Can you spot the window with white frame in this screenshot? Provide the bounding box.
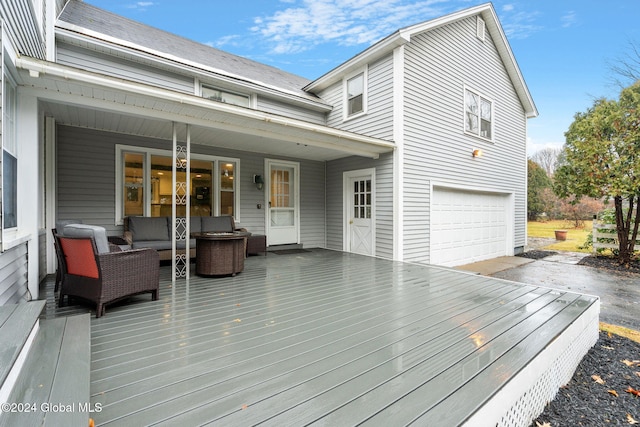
[345,69,366,119]
[464,88,493,140]
[2,72,18,231]
[202,85,250,108]
[116,146,239,223]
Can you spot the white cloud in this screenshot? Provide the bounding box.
[498,6,543,40]
[561,11,577,28]
[502,4,514,12]
[251,0,449,55]
[126,2,157,11]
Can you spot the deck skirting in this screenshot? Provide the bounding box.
[469,298,600,427]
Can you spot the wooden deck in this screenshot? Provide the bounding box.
[50,249,598,426]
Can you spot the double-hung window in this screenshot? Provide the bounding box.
[2,72,18,233]
[344,68,367,119]
[465,88,493,140]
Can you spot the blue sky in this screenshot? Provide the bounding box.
[84,0,639,156]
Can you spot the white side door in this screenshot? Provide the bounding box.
[266,160,299,246]
[344,169,375,256]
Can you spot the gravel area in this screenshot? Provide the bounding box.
[579,255,640,275]
[517,250,559,260]
[531,331,640,426]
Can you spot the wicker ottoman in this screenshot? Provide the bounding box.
[247,234,267,256]
[193,233,245,276]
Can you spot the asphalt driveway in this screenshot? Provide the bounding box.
[488,253,640,331]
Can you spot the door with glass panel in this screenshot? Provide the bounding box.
[266,160,299,246]
[345,169,375,256]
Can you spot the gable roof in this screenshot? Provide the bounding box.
[56,0,325,107]
[304,3,538,118]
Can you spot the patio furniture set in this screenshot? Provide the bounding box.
[52,216,266,317]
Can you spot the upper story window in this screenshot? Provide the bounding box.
[464,88,493,140]
[344,68,367,119]
[202,85,250,108]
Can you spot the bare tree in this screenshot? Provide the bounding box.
[608,39,640,89]
[530,147,562,177]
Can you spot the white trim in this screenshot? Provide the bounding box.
[342,66,368,122]
[463,85,495,143]
[305,4,537,119]
[115,144,241,225]
[343,168,376,256]
[392,46,405,261]
[429,182,515,265]
[45,116,57,274]
[17,57,394,160]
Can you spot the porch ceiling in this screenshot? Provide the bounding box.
[18,58,395,161]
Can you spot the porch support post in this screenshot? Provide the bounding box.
[171,123,191,284]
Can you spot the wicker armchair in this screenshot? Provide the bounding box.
[54,233,160,317]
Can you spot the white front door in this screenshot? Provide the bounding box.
[266,160,299,246]
[344,169,375,256]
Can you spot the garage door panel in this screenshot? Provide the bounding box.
[431,188,509,267]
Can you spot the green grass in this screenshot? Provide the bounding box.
[527,220,592,253]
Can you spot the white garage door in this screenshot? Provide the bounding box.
[431,188,510,267]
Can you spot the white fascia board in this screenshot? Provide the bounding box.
[16,57,394,158]
[400,3,537,119]
[304,32,409,93]
[306,2,537,119]
[54,24,332,113]
[480,8,538,118]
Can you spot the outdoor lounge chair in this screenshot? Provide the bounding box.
[54,224,160,317]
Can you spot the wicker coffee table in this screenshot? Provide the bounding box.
[192,232,247,276]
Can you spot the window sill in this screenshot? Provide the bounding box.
[464,131,494,143]
[343,111,367,123]
[2,232,30,252]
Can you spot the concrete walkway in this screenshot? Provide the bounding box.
[458,252,640,331]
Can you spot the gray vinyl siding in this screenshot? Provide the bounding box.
[256,97,326,125]
[318,55,396,258]
[321,54,395,140]
[326,153,394,259]
[402,16,527,263]
[0,0,46,59]
[56,125,326,248]
[0,243,29,305]
[56,43,195,94]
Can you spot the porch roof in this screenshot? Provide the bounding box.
[17,57,395,161]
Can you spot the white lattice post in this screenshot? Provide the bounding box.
[172,123,191,284]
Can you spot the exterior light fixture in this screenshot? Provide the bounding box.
[472,149,483,158]
[253,174,264,191]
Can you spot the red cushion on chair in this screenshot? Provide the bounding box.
[59,238,100,279]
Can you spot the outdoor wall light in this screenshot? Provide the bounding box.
[472,149,483,158]
[253,174,264,191]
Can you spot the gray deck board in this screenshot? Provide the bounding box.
[1,314,90,427]
[0,301,45,387]
[0,317,65,427]
[86,249,598,426]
